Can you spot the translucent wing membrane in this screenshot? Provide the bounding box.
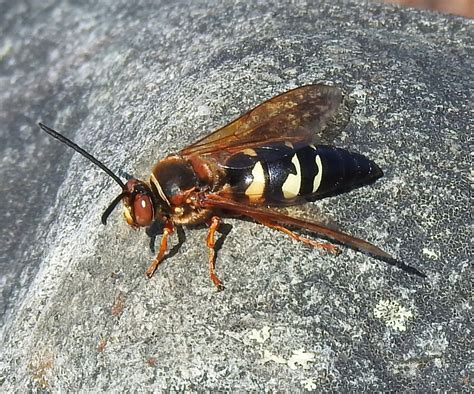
[198,194,426,278]
[180,84,342,158]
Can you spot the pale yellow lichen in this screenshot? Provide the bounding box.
[287,349,316,370]
[248,326,271,344]
[301,377,317,391]
[374,299,414,332]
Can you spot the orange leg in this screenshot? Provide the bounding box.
[257,218,341,256]
[145,219,175,278]
[206,216,225,291]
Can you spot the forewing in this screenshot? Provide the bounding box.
[180,84,342,158]
[197,194,426,278]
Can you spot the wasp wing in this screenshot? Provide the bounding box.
[198,194,426,278]
[180,84,342,158]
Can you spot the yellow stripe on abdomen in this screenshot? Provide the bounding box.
[312,155,323,193]
[282,154,301,199]
[245,161,266,202]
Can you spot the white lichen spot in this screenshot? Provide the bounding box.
[351,86,367,102]
[417,325,449,357]
[468,168,474,186]
[284,67,298,76]
[248,326,271,344]
[261,350,286,365]
[422,248,439,259]
[0,39,12,60]
[123,108,134,120]
[301,377,317,391]
[374,299,414,332]
[145,82,159,91]
[433,358,444,368]
[195,104,211,116]
[288,349,316,370]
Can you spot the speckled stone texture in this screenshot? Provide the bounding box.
[0,0,471,391]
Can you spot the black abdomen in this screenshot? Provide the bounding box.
[223,143,383,205]
[304,145,383,200]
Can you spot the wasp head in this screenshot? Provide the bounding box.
[100,178,157,228]
[121,179,155,227]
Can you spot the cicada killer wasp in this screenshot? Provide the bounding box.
[39,84,425,290]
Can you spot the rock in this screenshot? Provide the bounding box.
[0,1,471,391]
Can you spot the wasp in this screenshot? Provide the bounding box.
[39,84,425,290]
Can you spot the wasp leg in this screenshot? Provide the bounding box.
[206,216,225,291]
[146,220,165,253]
[256,218,341,255]
[145,219,175,278]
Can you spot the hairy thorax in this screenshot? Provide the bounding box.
[149,154,224,225]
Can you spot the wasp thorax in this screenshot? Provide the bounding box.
[122,178,155,227]
[150,155,198,207]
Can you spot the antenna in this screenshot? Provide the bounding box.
[38,123,126,189]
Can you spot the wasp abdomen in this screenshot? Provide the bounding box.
[223,143,383,205]
[305,145,383,201]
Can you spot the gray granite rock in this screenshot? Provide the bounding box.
[0,0,472,391]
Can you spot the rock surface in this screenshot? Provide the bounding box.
[0,0,471,391]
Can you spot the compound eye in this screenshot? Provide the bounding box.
[133,194,154,227]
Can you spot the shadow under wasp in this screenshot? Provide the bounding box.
[39,84,426,290]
